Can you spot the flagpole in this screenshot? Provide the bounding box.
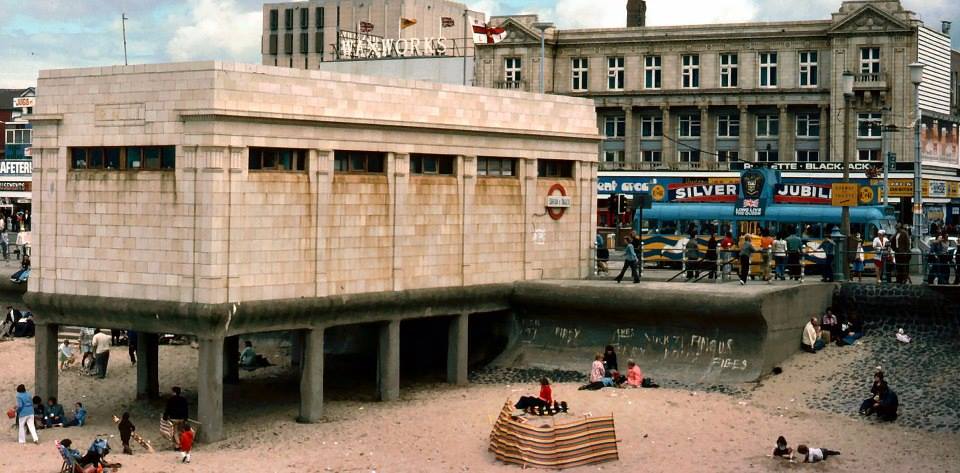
[462,9,467,85]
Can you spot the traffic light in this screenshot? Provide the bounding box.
[618,195,629,214]
[608,194,620,214]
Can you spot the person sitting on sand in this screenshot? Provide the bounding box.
[838,313,864,346]
[626,360,644,388]
[514,378,553,413]
[860,373,898,421]
[578,354,608,390]
[801,318,824,353]
[45,397,65,428]
[821,308,839,342]
[239,341,273,370]
[602,345,618,376]
[796,444,840,463]
[772,436,793,460]
[59,439,96,473]
[63,402,87,427]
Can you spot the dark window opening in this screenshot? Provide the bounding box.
[248,147,307,171]
[284,33,293,54]
[284,9,294,30]
[334,150,386,173]
[70,146,176,170]
[316,7,324,29]
[537,159,574,178]
[269,34,278,55]
[269,9,279,31]
[300,8,309,29]
[477,157,517,177]
[300,32,309,53]
[410,154,455,175]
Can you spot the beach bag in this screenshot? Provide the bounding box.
[6,408,14,419]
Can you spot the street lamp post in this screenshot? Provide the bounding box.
[838,70,855,282]
[909,63,925,249]
[532,22,554,94]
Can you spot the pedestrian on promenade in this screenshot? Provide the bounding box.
[14,384,38,444]
[785,229,804,282]
[91,329,112,379]
[852,233,865,282]
[936,233,951,284]
[760,228,774,283]
[595,233,608,275]
[820,232,836,282]
[705,232,719,279]
[893,224,912,283]
[614,236,640,284]
[738,234,756,285]
[872,230,889,283]
[684,232,700,280]
[772,232,787,281]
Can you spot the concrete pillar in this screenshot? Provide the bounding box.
[446,313,469,385]
[197,337,224,443]
[623,105,636,165]
[819,105,830,161]
[778,104,794,161]
[223,336,240,385]
[297,328,324,423]
[699,105,715,168]
[136,333,160,399]
[739,105,754,162]
[34,323,58,400]
[661,106,675,165]
[377,320,400,401]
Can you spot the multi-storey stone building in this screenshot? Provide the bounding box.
[262,0,481,67]
[475,0,960,226]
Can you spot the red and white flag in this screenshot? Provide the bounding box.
[471,18,506,44]
[441,17,455,28]
[359,21,374,33]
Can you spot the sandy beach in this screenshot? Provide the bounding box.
[0,335,958,473]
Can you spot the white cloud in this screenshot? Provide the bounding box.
[166,0,261,62]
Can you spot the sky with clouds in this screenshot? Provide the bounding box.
[1,0,957,88]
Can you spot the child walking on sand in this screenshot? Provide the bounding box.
[118,412,136,455]
[178,423,194,463]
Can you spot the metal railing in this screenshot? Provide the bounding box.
[494,80,528,91]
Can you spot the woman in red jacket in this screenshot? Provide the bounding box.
[515,378,552,413]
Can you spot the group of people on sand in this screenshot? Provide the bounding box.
[576,345,657,390]
[801,307,864,353]
[11,384,87,444]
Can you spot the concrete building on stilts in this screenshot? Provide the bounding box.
[24,61,600,442]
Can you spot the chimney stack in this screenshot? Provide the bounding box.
[627,0,646,28]
[942,21,952,35]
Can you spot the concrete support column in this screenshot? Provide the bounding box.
[377,320,400,401]
[739,105,754,162]
[136,333,160,399]
[699,105,715,167]
[298,328,324,423]
[197,337,224,443]
[34,323,58,400]
[223,336,240,384]
[778,104,794,161]
[446,313,469,385]
[819,105,830,161]
[623,105,636,165]
[390,153,409,292]
[661,106,675,165]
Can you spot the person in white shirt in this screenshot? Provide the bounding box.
[801,318,823,353]
[796,444,840,463]
[772,235,788,281]
[58,340,75,371]
[91,329,112,379]
[872,230,889,283]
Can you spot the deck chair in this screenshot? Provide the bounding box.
[160,417,202,449]
[56,441,92,473]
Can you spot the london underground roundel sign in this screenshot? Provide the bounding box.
[545,183,572,220]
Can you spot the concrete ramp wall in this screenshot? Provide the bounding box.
[507,281,834,384]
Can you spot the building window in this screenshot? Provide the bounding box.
[603,151,624,163]
[477,157,517,177]
[796,113,820,137]
[798,51,818,87]
[607,57,625,90]
[300,32,309,53]
[316,7,324,29]
[797,150,820,162]
[717,115,739,137]
[284,33,293,54]
[858,149,881,161]
[70,146,175,170]
[860,47,880,74]
[270,9,279,31]
[504,57,522,83]
[857,112,882,138]
[538,159,574,178]
[759,52,778,88]
[410,154,455,175]
[604,116,625,138]
[269,35,278,55]
[720,53,738,88]
[717,150,739,162]
[334,150,385,173]
[641,150,662,162]
[756,150,779,162]
[640,116,662,138]
[681,54,700,88]
[315,32,324,57]
[4,128,31,144]
[284,9,294,30]
[678,115,701,138]
[644,55,661,89]
[300,8,309,29]
[571,57,589,92]
[756,114,779,137]
[679,150,700,163]
[249,147,307,171]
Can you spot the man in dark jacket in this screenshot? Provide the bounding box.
[163,386,189,421]
[892,224,912,284]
